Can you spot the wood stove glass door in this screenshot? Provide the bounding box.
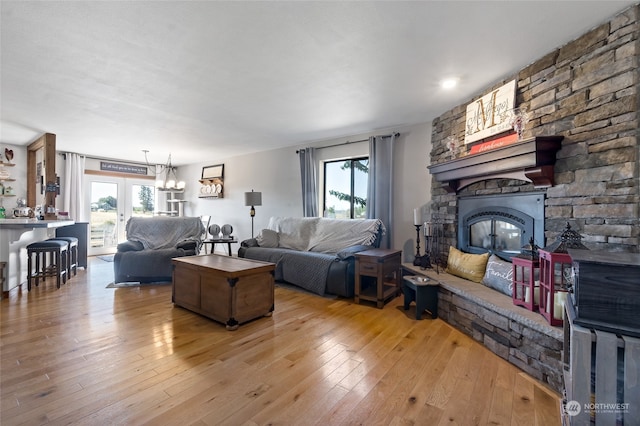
[470,218,521,253]
[463,207,534,260]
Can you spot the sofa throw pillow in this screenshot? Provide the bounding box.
[482,254,513,296]
[445,246,489,283]
[256,229,279,248]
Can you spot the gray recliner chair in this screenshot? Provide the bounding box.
[114,216,204,283]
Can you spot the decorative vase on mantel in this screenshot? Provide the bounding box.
[444,135,459,160]
[509,108,530,140]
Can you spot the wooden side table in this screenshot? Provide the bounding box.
[355,248,402,308]
[201,238,238,256]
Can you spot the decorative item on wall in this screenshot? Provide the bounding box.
[508,107,530,140]
[464,79,516,145]
[468,133,520,155]
[0,167,10,180]
[4,148,14,163]
[444,135,460,159]
[199,164,224,198]
[244,189,262,238]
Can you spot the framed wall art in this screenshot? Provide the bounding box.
[201,164,224,179]
[199,164,224,199]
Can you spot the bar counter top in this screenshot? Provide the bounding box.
[1,219,76,295]
[0,219,75,229]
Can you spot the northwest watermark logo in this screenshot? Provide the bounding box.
[564,400,581,416]
[564,400,631,416]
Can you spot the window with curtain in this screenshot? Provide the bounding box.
[323,157,368,219]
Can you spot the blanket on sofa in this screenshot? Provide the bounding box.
[267,217,384,253]
[126,217,204,250]
[243,247,335,295]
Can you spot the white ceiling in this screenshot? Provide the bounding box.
[1,1,636,165]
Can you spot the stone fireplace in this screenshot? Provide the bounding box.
[427,5,639,263]
[427,135,565,264]
[419,7,638,394]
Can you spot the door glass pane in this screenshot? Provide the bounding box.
[353,159,368,218]
[495,220,521,253]
[90,182,119,250]
[132,184,155,217]
[470,220,492,249]
[324,161,351,219]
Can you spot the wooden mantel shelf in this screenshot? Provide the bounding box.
[428,136,564,193]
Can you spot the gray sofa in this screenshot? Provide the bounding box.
[114,216,204,283]
[238,217,385,297]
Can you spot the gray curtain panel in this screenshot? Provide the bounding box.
[299,147,318,217]
[366,134,396,248]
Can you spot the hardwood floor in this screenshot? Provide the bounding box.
[1,256,561,425]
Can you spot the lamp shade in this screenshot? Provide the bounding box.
[244,191,262,206]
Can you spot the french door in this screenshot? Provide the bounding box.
[86,175,156,256]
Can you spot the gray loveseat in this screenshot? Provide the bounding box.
[238,217,385,297]
[114,216,204,283]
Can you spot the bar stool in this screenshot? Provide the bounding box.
[27,240,68,290]
[48,237,78,277]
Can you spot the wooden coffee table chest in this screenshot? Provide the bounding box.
[172,255,275,330]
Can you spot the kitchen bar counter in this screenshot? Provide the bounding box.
[0,219,75,228]
[0,219,75,296]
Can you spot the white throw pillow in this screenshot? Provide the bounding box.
[256,229,279,248]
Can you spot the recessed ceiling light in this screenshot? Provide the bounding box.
[441,78,458,89]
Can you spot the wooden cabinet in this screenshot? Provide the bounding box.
[568,249,640,337]
[563,301,639,425]
[354,249,402,308]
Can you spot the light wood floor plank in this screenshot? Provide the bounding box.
[0,257,561,425]
[511,372,536,426]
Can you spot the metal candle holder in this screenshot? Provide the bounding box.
[413,223,432,268]
[425,215,442,273]
[413,224,422,265]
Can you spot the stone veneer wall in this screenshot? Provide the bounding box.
[429,5,639,261]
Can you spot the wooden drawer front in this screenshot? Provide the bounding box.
[358,262,379,276]
[173,267,201,310]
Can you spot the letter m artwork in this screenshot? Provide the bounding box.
[470,89,499,135]
[464,79,516,145]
